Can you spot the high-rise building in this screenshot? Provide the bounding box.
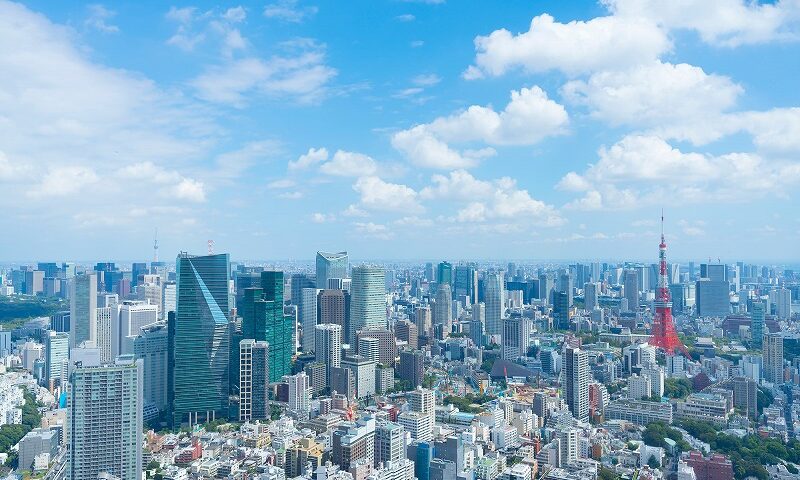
[433,284,453,338]
[564,346,589,422]
[290,273,316,307]
[751,302,765,348]
[238,272,293,383]
[696,279,730,317]
[67,356,142,480]
[45,331,69,387]
[350,265,386,342]
[332,415,376,471]
[454,265,478,305]
[239,339,269,422]
[343,355,377,399]
[375,421,406,466]
[763,332,784,384]
[538,274,554,306]
[300,287,319,353]
[502,317,531,360]
[119,301,158,351]
[161,282,176,319]
[485,273,503,337]
[286,371,312,420]
[70,273,97,348]
[316,251,349,291]
[399,349,424,387]
[395,320,419,350]
[770,287,791,319]
[95,306,116,363]
[623,270,639,312]
[584,282,598,311]
[358,336,380,364]
[436,262,452,286]
[128,323,169,411]
[318,289,349,330]
[553,291,571,330]
[414,306,432,338]
[172,253,230,426]
[315,323,342,388]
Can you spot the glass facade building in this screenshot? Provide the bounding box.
[316,251,348,290]
[172,253,230,426]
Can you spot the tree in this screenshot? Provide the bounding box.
[647,455,660,469]
[664,378,692,399]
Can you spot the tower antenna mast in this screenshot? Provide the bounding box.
[153,228,159,263]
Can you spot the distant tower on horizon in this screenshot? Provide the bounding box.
[153,228,159,263]
[650,214,690,357]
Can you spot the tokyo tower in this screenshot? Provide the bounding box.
[649,214,690,357]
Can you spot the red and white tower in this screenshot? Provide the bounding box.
[649,214,690,356]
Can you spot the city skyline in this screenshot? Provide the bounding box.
[1,1,799,260]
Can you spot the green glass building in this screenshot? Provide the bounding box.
[236,271,293,383]
[172,253,230,426]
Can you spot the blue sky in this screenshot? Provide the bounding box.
[1,0,800,262]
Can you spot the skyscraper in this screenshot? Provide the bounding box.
[260,271,293,382]
[565,346,589,422]
[239,339,269,422]
[751,302,765,349]
[502,317,531,360]
[485,273,503,337]
[70,273,97,348]
[318,288,349,333]
[172,253,230,426]
[553,291,571,330]
[623,270,639,312]
[286,371,312,420]
[433,283,452,338]
[67,356,143,480]
[350,265,386,342]
[300,287,319,353]
[315,323,342,387]
[129,323,169,411]
[45,331,69,388]
[316,251,348,290]
[763,332,784,384]
[436,262,452,286]
[454,265,478,305]
[584,282,598,311]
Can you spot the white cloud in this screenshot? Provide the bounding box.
[0,0,212,216]
[85,4,119,33]
[342,204,368,217]
[189,48,337,106]
[320,150,378,177]
[278,191,304,199]
[420,169,493,200]
[215,140,281,179]
[607,0,800,47]
[29,166,99,197]
[392,87,568,168]
[289,147,329,171]
[396,14,415,22]
[560,135,800,210]
[465,13,669,78]
[412,74,441,86]
[562,61,743,144]
[410,40,424,48]
[267,179,296,189]
[173,178,206,202]
[353,176,423,213]
[264,0,318,23]
[222,6,247,23]
[354,222,394,240]
[311,212,335,223]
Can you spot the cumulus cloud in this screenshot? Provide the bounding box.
[607,0,800,47]
[392,87,568,168]
[311,212,335,223]
[289,147,329,171]
[562,61,743,144]
[353,176,423,213]
[353,222,394,240]
[560,135,800,210]
[465,13,669,78]
[320,151,378,176]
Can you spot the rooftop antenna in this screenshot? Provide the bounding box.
[208,239,215,255]
[153,228,159,263]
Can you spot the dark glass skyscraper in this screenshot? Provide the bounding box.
[237,272,293,383]
[172,253,231,426]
